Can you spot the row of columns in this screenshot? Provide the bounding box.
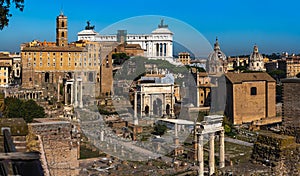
[197,130,225,176]
[155,43,167,57]
[61,78,83,108]
[5,91,43,100]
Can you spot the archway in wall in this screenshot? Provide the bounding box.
[166,104,170,115]
[45,72,50,83]
[88,72,94,82]
[153,98,162,116]
[145,105,149,116]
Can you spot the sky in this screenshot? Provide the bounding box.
[0,0,300,56]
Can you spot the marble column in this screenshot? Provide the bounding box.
[149,94,153,116]
[70,83,74,105]
[134,91,138,125]
[140,93,143,118]
[219,130,225,168]
[100,130,104,142]
[57,83,60,102]
[209,133,215,175]
[79,80,83,108]
[74,79,78,107]
[198,134,204,176]
[64,84,68,105]
[162,93,166,115]
[134,91,137,118]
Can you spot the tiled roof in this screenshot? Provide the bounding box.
[225,72,275,83]
[21,46,84,52]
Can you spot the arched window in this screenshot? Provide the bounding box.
[62,32,65,38]
[62,21,65,27]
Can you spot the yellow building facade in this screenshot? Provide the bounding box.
[21,13,114,101]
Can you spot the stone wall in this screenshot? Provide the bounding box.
[282,79,300,143]
[251,132,300,175]
[28,121,79,176]
[233,81,267,124]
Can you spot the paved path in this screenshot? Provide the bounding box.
[225,137,253,147]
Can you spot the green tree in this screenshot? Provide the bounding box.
[21,99,45,122]
[4,97,23,118]
[153,123,167,136]
[112,53,130,65]
[4,98,45,123]
[0,0,24,30]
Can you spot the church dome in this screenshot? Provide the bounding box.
[249,45,263,62]
[207,38,226,61]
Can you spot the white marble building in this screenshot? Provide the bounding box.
[77,20,173,60]
[134,74,175,121]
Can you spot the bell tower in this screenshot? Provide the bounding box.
[56,12,68,46]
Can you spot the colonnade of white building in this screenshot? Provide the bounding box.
[77,20,173,60]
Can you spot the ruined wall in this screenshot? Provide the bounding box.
[282,79,300,143]
[251,132,300,175]
[28,121,79,176]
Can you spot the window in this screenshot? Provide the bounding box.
[250,87,257,95]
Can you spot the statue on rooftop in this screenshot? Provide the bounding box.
[85,20,95,30]
[158,19,168,28]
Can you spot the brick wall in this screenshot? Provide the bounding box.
[28,121,79,176]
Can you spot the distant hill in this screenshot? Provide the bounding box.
[173,41,195,59]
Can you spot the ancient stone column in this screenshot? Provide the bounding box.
[71,82,74,105]
[74,79,78,107]
[198,134,204,176]
[64,84,68,105]
[79,80,83,108]
[174,123,178,137]
[149,94,153,116]
[140,93,143,117]
[133,91,138,125]
[219,130,225,168]
[162,93,166,115]
[57,83,60,102]
[100,131,104,142]
[209,133,215,175]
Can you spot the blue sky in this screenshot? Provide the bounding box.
[0,0,300,56]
